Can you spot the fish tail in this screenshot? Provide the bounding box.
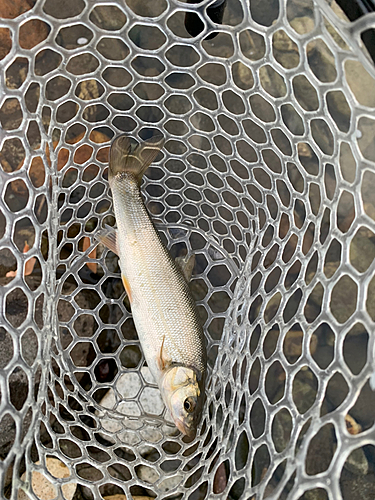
[109,132,164,185]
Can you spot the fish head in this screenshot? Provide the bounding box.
[161,366,205,437]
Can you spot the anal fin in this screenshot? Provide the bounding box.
[95,225,119,256]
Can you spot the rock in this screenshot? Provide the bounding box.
[321,372,348,415]
[358,116,375,163]
[258,64,286,98]
[0,0,35,19]
[306,38,337,83]
[234,60,254,90]
[272,29,300,69]
[286,0,314,19]
[348,381,375,430]
[264,294,282,323]
[213,461,227,494]
[98,367,176,452]
[18,458,76,500]
[104,496,153,500]
[0,327,14,369]
[0,412,16,461]
[0,27,12,60]
[299,488,332,500]
[89,5,126,31]
[344,447,369,476]
[340,471,375,500]
[305,423,335,475]
[344,59,375,108]
[350,226,375,273]
[367,275,375,321]
[330,275,357,324]
[284,330,316,360]
[303,283,324,323]
[0,137,25,172]
[289,16,315,35]
[18,19,49,51]
[135,464,159,484]
[0,98,23,130]
[323,261,340,279]
[362,171,375,223]
[292,368,318,414]
[323,16,348,50]
[157,474,184,495]
[76,79,104,101]
[271,409,292,453]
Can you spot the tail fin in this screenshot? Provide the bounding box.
[109,132,164,185]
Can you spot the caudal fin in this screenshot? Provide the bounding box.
[109,132,164,185]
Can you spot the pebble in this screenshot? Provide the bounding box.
[18,458,76,500]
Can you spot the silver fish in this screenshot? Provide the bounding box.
[96,133,207,436]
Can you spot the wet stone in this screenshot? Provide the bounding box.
[0,413,16,460]
[6,57,29,89]
[349,381,375,431]
[284,329,317,362]
[43,0,85,19]
[18,458,77,500]
[19,19,50,50]
[330,276,357,324]
[5,287,29,327]
[0,327,14,369]
[292,369,318,414]
[343,448,369,476]
[305,423,336,475]
[289,15,315,34]
[0,367,41,459]
[350,227,375,273]
[340,469,375,500]
[272,410,292,453]
[272,30,300,69]
[0,98,23,130]
[0,27,12,59]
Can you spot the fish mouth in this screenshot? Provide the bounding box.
[175,418,195,438]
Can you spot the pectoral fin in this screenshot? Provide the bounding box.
[122,275,132,303]
[95,225,119,256]
[175,254,195,282]
[157,335,171,372]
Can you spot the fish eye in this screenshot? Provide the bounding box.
[184,397,196,413]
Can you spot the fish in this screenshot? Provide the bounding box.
[96,133,207,437]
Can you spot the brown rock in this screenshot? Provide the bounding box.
[289,15,315,35]
[0,0,35,19]
[19,19,50,50]
[104,496,153,500]
[0,28,12,60]
[18,458,76,500]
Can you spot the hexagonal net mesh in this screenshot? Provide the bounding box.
[1,0,375,498]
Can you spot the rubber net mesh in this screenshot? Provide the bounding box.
[1,0,375,498]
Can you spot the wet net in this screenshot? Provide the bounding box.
[1,0,375,498]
